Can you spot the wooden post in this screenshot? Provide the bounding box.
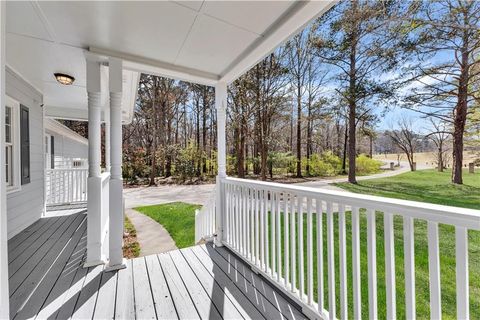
[85,56,105,267]
[0,2,10,317]
[215,82,227,247]
[106,58,126,271]
[390,162,394,170]
[469,163,474,174]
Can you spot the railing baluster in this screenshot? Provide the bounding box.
[403,216,416,319]
[384,212,397,320]
[352,206,361,319]
[290,194,296,293]
[326,201,335,320]
[255,188,260,267]
[242,186,246,256]
[271,191,276,277]
[260,189,265,270]
[298,196,305,300]
[316,199,324,314]
[455,226,469,320]
[339,204,348,319]
[428,221,441,320]
[307,197,313,306]
[225,184,230,244]
[276,191,282,282]
[284,193,290,288]
[264,189,269,273]
[367,208,378,319]
[236,185,240,250]
[250,187,255,260]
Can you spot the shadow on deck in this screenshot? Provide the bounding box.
[7,210,307,319]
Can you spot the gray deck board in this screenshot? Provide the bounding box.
[144,254,177,319]
[181,247,264,320]
[132,257,157,319]
[169,250,223,320]
[157,253,200,320]
[8,212,307,320]
[114,259,135,320]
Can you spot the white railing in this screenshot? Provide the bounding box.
[100,172,110,258]
[45,168,88,205]
[195,188,216,244]
[219,177,480,320]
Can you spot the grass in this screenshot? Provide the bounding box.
[123,216,140,258]
[334,169,480,209]
[134,202,201,249]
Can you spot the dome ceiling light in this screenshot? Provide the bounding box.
[54,73,75,85]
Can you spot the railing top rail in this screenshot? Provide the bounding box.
[223,176,480,229]
[46,168,89,172]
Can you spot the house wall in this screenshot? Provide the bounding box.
[6,67,44,239]
[45,125,88,168]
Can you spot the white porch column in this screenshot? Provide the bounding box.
[0,2,10,318]
[104,108,111,172]
[85,57,105,267]
[106,58,126,271]
[214,82,227,246]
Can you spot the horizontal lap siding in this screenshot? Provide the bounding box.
[6,67,44,239]
[45,130,88,163]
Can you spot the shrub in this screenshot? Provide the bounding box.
[174,142,204,180]
[356,154,382,174]
[304,152,342,177]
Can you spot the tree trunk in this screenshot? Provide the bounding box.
[296,85,302,177]
[341,123,348,174]
[306,104,312,176]
[452,31,469,184]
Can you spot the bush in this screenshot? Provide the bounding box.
[356,154,382,174]
[174,142,204,180]
[304,151,342,177]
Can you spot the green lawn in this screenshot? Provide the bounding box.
[334,169,480,209]
[135,202,201,249]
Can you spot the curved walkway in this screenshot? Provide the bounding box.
[125,208,177,256]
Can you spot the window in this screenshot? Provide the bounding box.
[4,97,21,192]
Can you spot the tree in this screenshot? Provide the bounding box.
[387,119,421,171]
[314,0,406,183]
[425,119,451,171]
[404,0,480,183]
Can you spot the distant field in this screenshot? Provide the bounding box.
[374,151,478,167]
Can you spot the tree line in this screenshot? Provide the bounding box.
[64,0,480,185]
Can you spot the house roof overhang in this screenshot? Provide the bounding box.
[6,0,335,124]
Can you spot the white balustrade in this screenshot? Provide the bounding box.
[195,188,216,244]
[211,176,480,320]
[45,168,88,205]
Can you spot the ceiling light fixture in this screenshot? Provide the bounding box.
[54,73,75,85]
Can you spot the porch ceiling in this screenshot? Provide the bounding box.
[6,0,334,123]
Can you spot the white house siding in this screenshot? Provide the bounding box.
[5,67,44,239]
[45,122,88,169]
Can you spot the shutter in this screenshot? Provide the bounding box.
[20,105,30,184]
[50,135,55,169]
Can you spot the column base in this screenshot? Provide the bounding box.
[104,258,127,272]
[83,258,106,268]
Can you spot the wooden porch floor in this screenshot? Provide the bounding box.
[8,210,307,320]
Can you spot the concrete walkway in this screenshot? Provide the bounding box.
[125,208,177,256]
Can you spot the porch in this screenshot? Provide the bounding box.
[8,209,306,320]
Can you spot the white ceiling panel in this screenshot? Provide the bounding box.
[6,33,86,89]
[173,1,204,12]
[175,14,258,75]
[6,2,52,41]
[203,1,295,35]
[38,1,197,64]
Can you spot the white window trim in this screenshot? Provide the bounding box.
[5,96,21,194]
